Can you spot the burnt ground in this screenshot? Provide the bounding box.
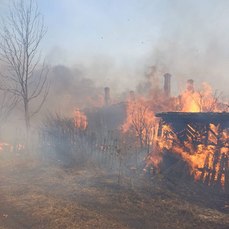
[0,152,228,229]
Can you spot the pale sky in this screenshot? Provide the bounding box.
[39,0,164,65]
[0,0,229,94]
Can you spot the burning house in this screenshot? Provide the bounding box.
[142,77,229,193]
[156,112,229,193]
[41,70,229,194]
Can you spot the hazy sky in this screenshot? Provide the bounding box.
[39,0,163,63]
[0,0,229,94]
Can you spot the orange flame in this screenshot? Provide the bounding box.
[122,97,156,147]
[179,82,227,112]
[74,108,88,130]
[122,81,228,188]
[157,123,228,187]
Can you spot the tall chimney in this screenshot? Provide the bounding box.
[104,87,110,106]
[163,73,172,97]
[186,79,194,93]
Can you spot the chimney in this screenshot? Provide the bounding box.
[163,73,172,97]
[104,87,110,106]
[186,79,194,93]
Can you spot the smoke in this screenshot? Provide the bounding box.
[43,49,145,115]
[1,0,229,143]
[28,0,229,124]
[144,0,229,96]
[41,64,103,116]
[43,0,229,98]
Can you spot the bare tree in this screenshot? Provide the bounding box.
[123,99,155,150]
[0,0,49,131]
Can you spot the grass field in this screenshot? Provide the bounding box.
[0,152,228,229]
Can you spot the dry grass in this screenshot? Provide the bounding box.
[0,152,228,229]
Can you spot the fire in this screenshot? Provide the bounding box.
[0,142,13,152]
[180,90,201,112]
[74,108,88,130]
[122,78,228,189]
[0,142,24,152]
[157,122,228,187]
[179,81,227,112]
[122,97,156,147]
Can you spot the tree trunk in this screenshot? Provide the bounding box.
[24,99,30,131]
[24,98,30,148]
